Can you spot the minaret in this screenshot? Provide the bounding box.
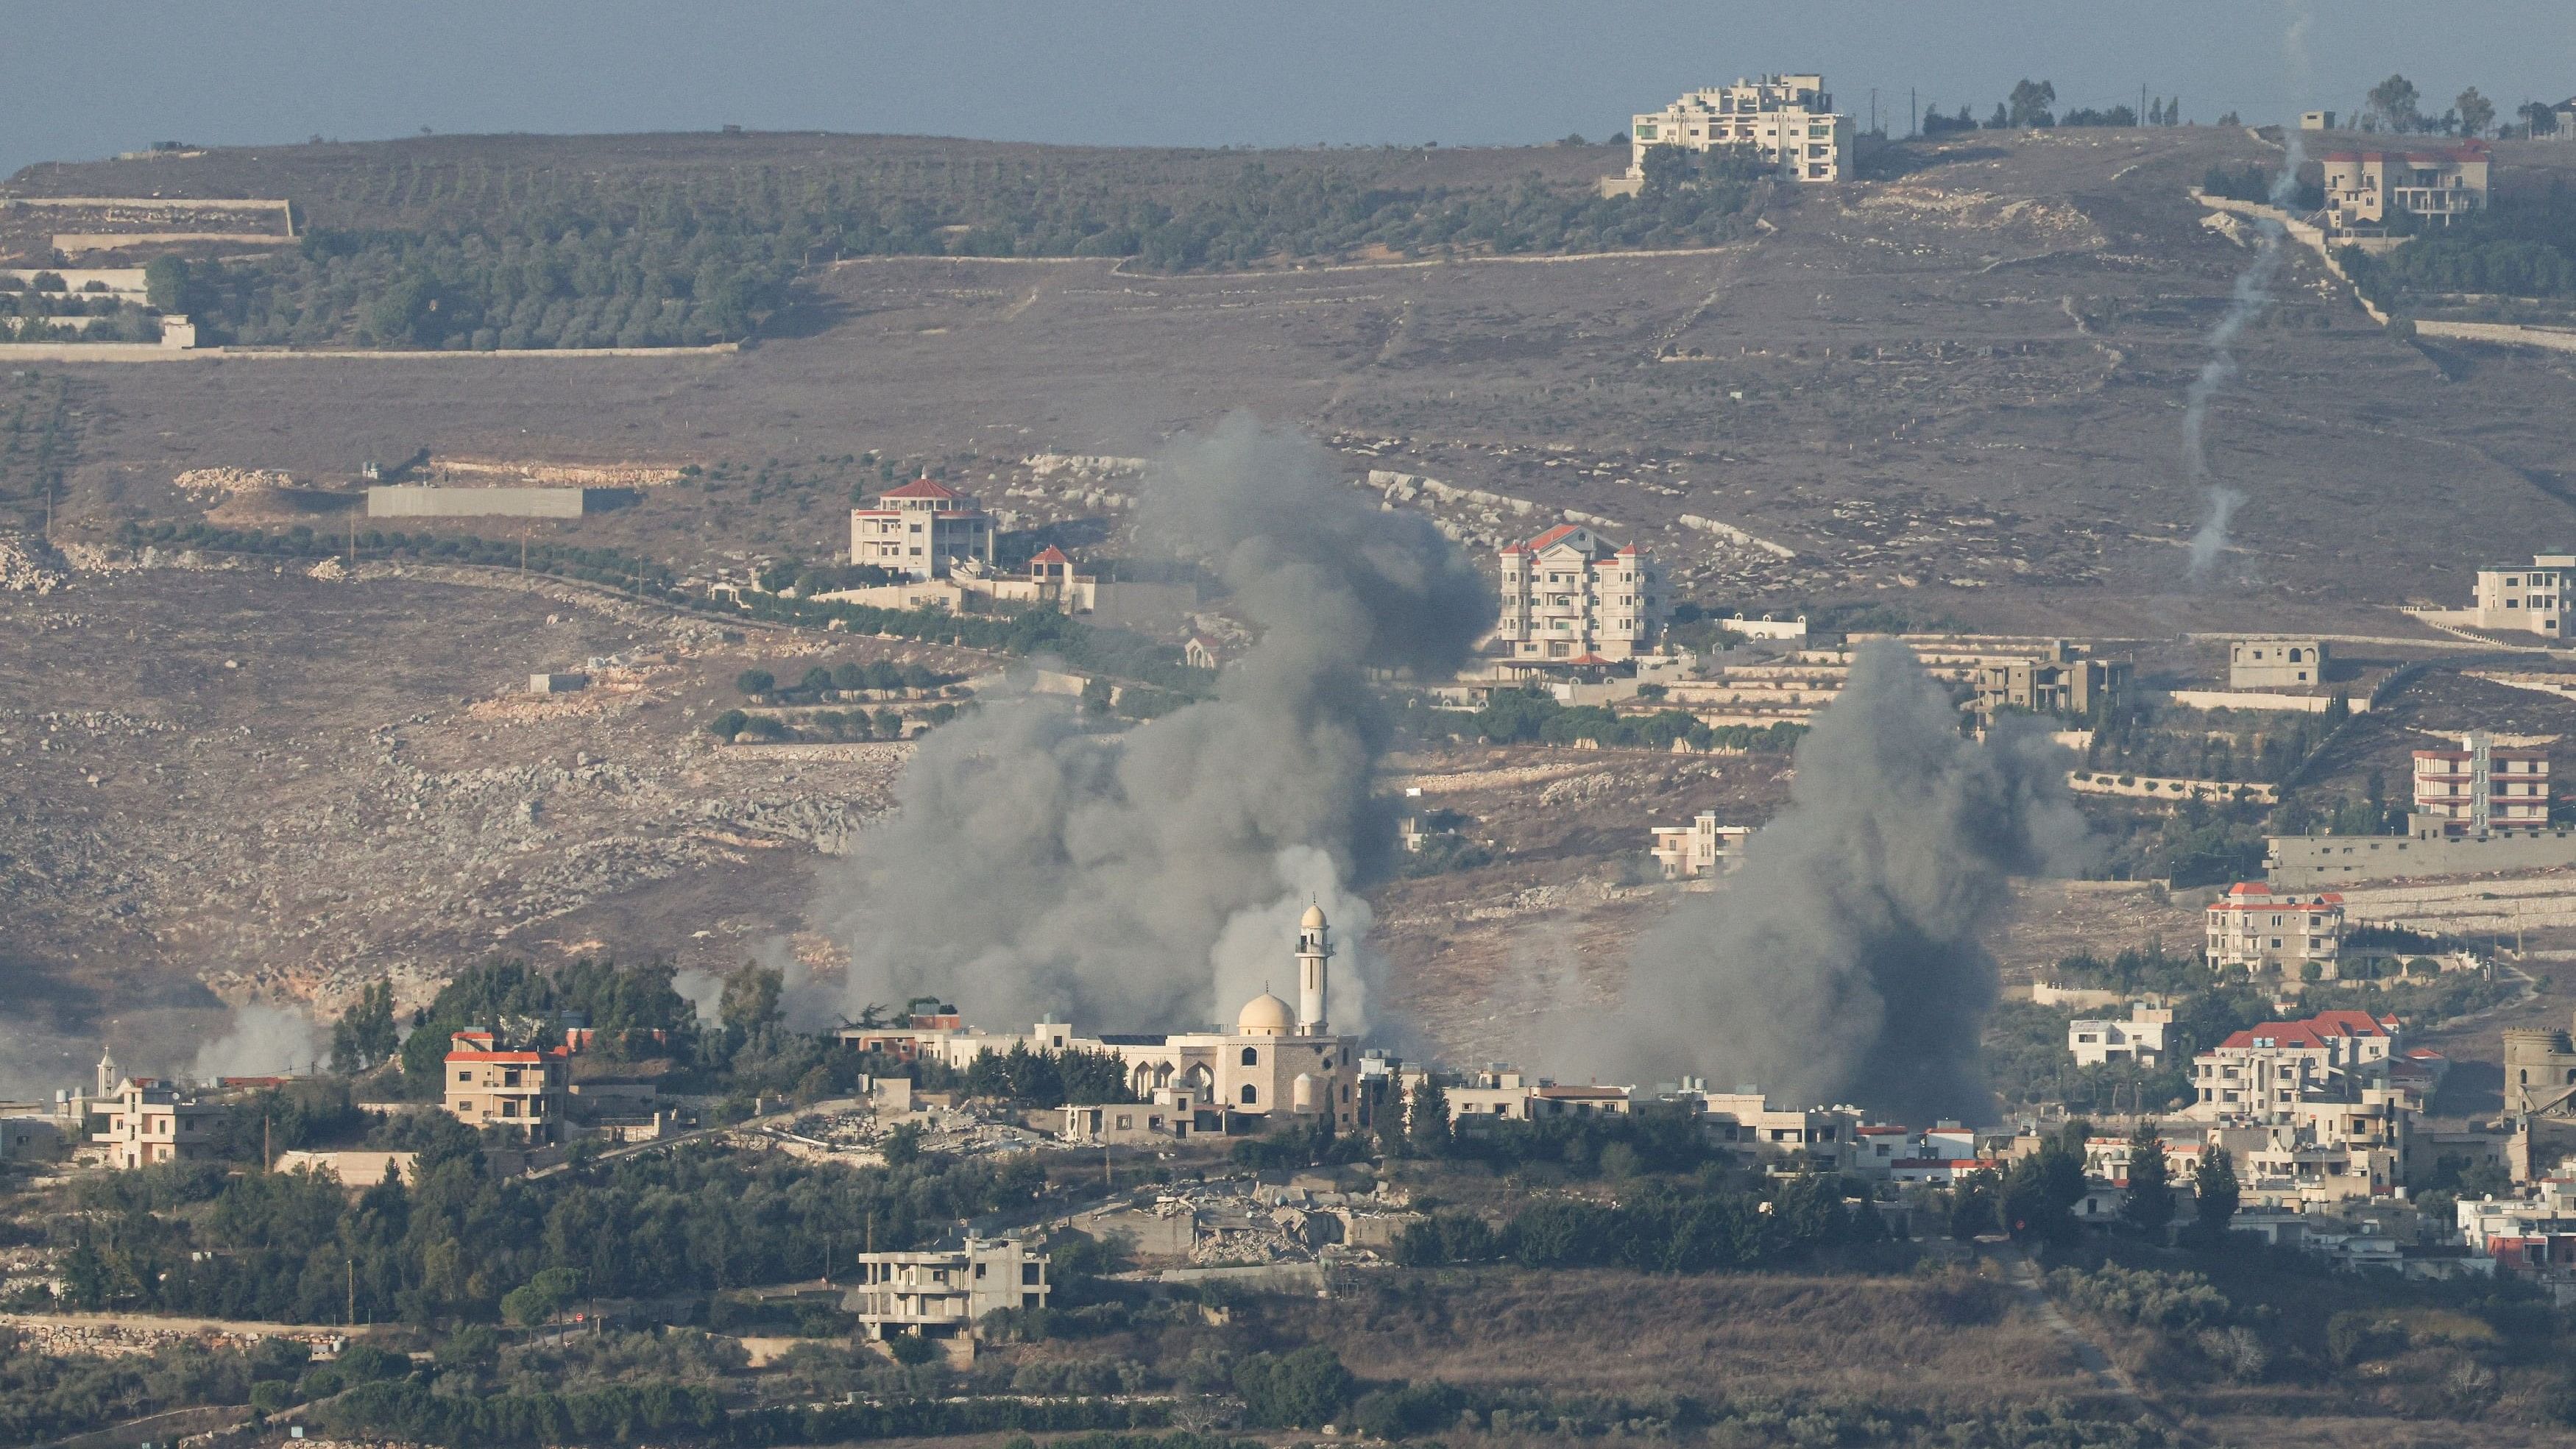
[1296,902,1331,1036]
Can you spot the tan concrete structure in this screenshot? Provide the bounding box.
[2321,144,2491,236]
[1649,810,1750,879]
[849,478,994,580]
[1628,74,1853,183]
[843,1236,1047,1341]
[1970,641,2129,717]
[442,1030,570,1141]
[2229,639,2329,690]
[87,1077,224,1169]
[1494,523,1664,662]
[2506,1017,2576,1114]
[2414,731,2551,837]
[2186,1009,2399,1121]
[2205,882,2344,976]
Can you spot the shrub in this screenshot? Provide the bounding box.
[1233,1347,1353,1429]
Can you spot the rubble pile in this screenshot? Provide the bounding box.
[171,467,297,499]
[0,531,68,592]
[0,1315,347,1359]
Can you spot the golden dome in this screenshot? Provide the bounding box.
[1236,992,1295,1035]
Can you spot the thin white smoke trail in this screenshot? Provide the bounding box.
[2183,123,2308,581]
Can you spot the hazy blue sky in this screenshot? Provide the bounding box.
[8,2,2572,177]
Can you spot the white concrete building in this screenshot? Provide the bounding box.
[849,478,995,580]
[87,1077,224,1170]
[1628,74,1854,183]
[843,1235,1047,1342]
[1649,811,1751,879]
[2205,882,2344,976]
[2414,731,2552,837]
[2067,1002,2175,1068]
[2321,144,2491,237]
[2469,553,2576,636]
[1494,523,1665,662]
[835,907,1365,1136]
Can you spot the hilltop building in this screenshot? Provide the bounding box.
[2469,553,2576,636]
[2506,1013,2576,1114]
[1626,74,1853,183]
[2321,143,2491,236]
[2229,639,2330,690]
[849,478,995,580]
[2413,731,2552,837]
[2205,882,2344,976]
[1970,640,2130,717]
[1493,523,1665,663]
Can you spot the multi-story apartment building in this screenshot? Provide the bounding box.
[1493,524,1665,663]
[2185,1009,2400,1120]
[86,1077,224,1170]
[2229,639,2330,690]
[2414,731,2552,837]
[442,1030,570,1141]
[2469,553,2576,636]
[2321,143,2491,235]
[843,1235,1047,1342]
[2204,882,2345,976]
[1970,641,2130,717]
[848,478,995,580]
[1627,74,1853,183]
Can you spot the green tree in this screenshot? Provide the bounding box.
[735,669,775,698]
[2119,1123,2176,1237]
[719,964,784,1035]
[1638,143,1699,196]
[143,255,191,312]
[330,981,401,1073]
[2456,87,2496,138]
[500,1266,579,1325]
[707,708,749,740]
[2006,79,2058,128]
[2522,101,2560,138]
[1234,1347,1354,1429]
[2366,74,2422,132]
[2193,1144,2240,1240]
[1949,1168,2001,1239]
[2002,1143,2087,1246]
[1404,1075,1451,1158]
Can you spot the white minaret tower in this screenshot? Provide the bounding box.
[1295,902,1331,1036]
[96,1046,119,1099]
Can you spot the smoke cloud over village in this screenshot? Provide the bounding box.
[1566,641,2094,1122]
[815,416,1490,1038]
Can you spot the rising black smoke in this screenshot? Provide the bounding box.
[814,416,1491,1035]
[1569,641,2092,1122]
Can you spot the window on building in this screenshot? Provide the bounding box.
[1239,1084,1257,1105]
[1240,1047,1258,1066]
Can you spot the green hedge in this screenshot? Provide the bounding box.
[314,1381,1169,1447]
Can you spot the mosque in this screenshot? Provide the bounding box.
[837,904,1364,1136]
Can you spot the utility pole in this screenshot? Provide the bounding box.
[2142,84,2148,127]
[1869,88,1877,135]
[347,1256,356,1325]
[1911,88,1917,138]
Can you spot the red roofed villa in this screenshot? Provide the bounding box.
[1493,523,1664,663]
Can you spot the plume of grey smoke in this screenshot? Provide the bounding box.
[190,1004,322,1083]
[670,968,725,1025]
[2184,24,2312,581]
[1560,641,2092,1122]
[814,415,1490,1036]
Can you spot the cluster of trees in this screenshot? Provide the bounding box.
[157,149,1778,350]
[735,660,956,701]
[2357,74,2511,138]
[1,274,165,342]
[1468,685,1803,754]
[2087,697,2348,785]
[0,1329,311,1445]
[2343,187,2576,302]
[112,518,679,592]
[394,956,705,1095]
[313,1377,1167,1446]
[710,705,946,745]
[956,1044,1134,1107]
[1920,82,2195,135]
[1395,1172,1892,1273]
[52,1139,1047,1325]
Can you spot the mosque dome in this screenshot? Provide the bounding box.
[1236,991,1295,1036]
[1301,902,1327,929]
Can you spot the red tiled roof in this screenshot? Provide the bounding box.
[1524,523,1584,551]
[880,478,960,500]
[1030,545,1071,564]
